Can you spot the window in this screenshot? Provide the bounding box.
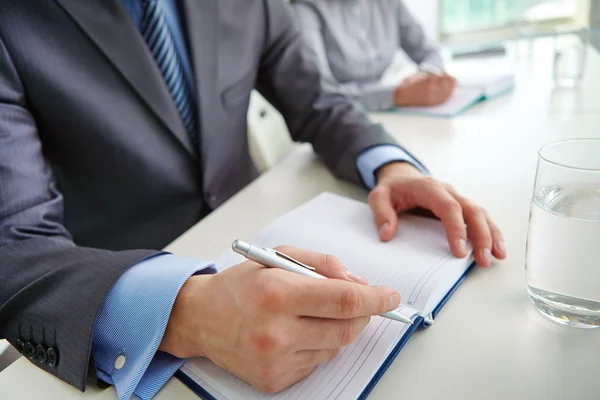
[440,0,581,36]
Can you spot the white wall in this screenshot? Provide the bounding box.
[402,0,440,41]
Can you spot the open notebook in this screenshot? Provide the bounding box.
[393,73,514,118]
[176,192,475,400]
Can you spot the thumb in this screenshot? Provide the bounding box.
[368,186,399,242]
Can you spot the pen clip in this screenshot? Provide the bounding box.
[264,248,316,271]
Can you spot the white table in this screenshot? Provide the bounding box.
[2,45,600,400]
[442,37,600,116]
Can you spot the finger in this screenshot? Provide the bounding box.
[295,316,370,350]
[439,78,455,97]
[428,84,451,105]
[286,278,400,319]
[488,216,507,259]
[273,246,368,284]
[449,76,458,89]
[440,87,454,102]
[441,79,454,93]
[293,348,340,369]
[424,77,442,93]
[448,189,507,265]
[442,76,455,85]
[412,181,468,258]
[461,201,493,266]
[367,186,399,242]
[433,91,451,105]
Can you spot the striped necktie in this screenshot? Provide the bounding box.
[141,0,199,148]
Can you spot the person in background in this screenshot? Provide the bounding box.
[292,0,457,111]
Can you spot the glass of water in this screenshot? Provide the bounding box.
[526,138,600,328]
[552,29,589,87]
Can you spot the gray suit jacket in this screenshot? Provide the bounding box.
[0,0,398,391]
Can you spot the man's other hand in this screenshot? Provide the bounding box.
[370,162,507,267]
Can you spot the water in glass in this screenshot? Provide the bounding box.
[527,182,600,328]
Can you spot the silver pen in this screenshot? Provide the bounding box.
[232,240,414,325]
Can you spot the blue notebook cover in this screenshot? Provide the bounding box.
[175,261,476,400]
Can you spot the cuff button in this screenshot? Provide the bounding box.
[35,345,48,364]
[114,355,126,370]
[24,342,35,358]
[47,347,59,368]
[16,338,26,355]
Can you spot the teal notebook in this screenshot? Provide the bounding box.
[392,74,515,118]
[176,193,476,400]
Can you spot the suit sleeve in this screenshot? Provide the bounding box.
[0,35,160,391]
[256,0,417,185]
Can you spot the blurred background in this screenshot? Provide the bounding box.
[406,0,598,44]
[248,0,600,173]
[442,0,591,36]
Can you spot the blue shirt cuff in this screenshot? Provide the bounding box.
[92,253,216,400]
[356,145,429,189]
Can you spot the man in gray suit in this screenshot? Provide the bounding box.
[0,0,506,398]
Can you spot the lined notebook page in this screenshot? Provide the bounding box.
[181,192,473,400]
[458,73,515,98]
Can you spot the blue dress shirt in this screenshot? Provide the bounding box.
[92,2,428,400]
[93,254,215,400]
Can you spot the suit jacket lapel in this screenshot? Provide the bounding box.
[54,0,196,156]
[181,0,219,162]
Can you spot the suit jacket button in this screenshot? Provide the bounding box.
[16,338,26,355]
[35,345,48,364]
[24,341,36,358]
[47,347,59,368]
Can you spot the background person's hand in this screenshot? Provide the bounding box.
[394,73,457,107]
[369,163,507,267]
[159,247,400,393]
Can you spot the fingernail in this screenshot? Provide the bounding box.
[346,271,368,285]
[379,222,390,237]
[456,239,467,256]
[481,248,492,265]
[388,293,400,310]
[496,241,506,255]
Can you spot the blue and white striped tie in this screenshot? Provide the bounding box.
[141,0,199,148]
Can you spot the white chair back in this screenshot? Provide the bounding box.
[0,340,20,371]
[247,91,295,173]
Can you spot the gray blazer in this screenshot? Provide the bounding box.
[0,0,401,391]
